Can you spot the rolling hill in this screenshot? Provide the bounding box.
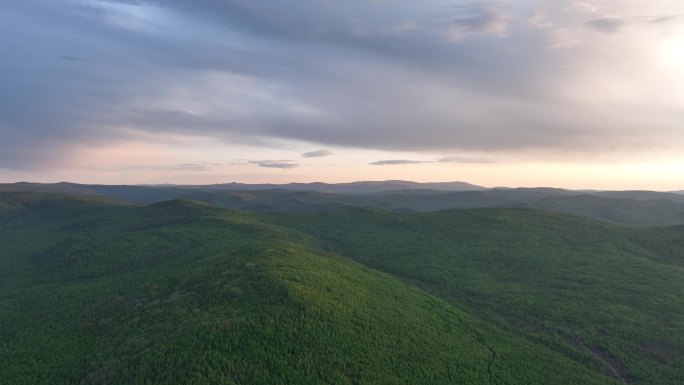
[4,182,684,227]
[523,195,684,227]
[203,188,684,227]
[262,208,684,384]
[0,192,625,385]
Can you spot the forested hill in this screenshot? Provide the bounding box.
[1,191,683,384]
[261,208,684,384]
[3,182,684,226]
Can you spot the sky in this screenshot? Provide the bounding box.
[1,0,684,189]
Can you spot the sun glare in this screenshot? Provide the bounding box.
[662,35,684,72]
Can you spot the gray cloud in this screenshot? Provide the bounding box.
[302,150,334,158]
[446,2,511,41]
[584,14,681,33]
[586,17,626,33]
[172,162,223,171]
[370,156,494,166]
[249,160,299,169]
[59,55,88,62]
[174,163,209,171]
[648,15,679,24]
[1,0,683,171]
[370,160,427,166]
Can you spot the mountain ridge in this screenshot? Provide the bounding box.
[0,192,627,385]
[5,182,684,227]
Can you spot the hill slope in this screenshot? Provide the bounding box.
[263,208,684,385]
[0,193,618,385]
[524,195,684,227]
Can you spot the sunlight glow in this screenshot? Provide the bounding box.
[662,35,684,73]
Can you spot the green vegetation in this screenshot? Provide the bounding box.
[198,189,684,226]
[6,182,684,227]
[524,195,684,227]
[263,208,684,385]
[2,190,684,384]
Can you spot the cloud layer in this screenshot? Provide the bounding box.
[371,156,493,166]
[302,150,334,158]
[249,160,299,169]
[1,0,684,171]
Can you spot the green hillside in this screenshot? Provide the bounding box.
[263,208,684,384]
[524,195,684,227]
[0,193,620,385]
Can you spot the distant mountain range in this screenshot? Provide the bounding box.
[3,181,684,226]
[145,180,487,194]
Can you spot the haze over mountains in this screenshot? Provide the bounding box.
[4,181,684,227]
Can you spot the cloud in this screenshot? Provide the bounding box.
[370,159,426,166]
[171,162,222,171]
[569,2,599,14]
[370,156,494,166]
[1,0,684,173]
[548,28,582,49]
[586,17,626,33]
[648,15,680,24]
[59,55,88,62]
[585,14,681,33]
[438,156,493,164]
[446,2,511,42]
[383,21,420,35]
[174,163,209,171]
[249,160,299,169]
[302,150,334,158]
